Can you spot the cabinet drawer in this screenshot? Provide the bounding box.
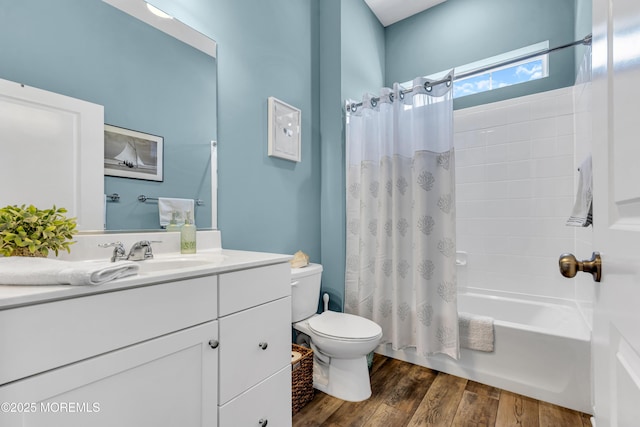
[219,366,292,427]
[0,276,217,385]
[218,262,290,316]
[218,296,291,404]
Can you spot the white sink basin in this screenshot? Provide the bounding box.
[79,253,227,277]
[134,255,226,273]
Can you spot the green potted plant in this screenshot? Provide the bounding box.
[0,204,77,257]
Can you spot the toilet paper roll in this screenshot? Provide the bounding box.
[291,351,303,365]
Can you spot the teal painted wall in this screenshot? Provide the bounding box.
[195,0,322,260]
[0,0,216,230]
[319,0,345,312]
[318,0,385,312]
[341,0,386,102]
[385,0,577,109]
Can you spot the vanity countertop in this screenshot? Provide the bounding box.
[0,249,291,310]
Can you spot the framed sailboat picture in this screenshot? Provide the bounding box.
[104,125,163,181]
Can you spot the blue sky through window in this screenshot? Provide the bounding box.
[453,58,546,98]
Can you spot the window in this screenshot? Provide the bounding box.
[405,41,550,99]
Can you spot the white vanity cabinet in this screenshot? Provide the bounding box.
[0,254,293,427]
[0,276,220,427]
[217,262,292,427]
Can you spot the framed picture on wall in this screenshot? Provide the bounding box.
[268,96,301,162]
[104,124,164,181]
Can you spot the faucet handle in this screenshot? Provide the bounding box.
[98,242,126,262]
[129,240,162,260]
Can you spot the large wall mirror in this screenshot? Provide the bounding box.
[0,0,217,231]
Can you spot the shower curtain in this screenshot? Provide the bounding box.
[344,73,459,359]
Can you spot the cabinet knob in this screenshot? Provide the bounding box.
[258,418,268,427]
[258,341,268,350]
[208,339,219,349]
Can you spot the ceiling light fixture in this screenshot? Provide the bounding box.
[145,2,173,19]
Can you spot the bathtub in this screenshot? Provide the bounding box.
[376,290,592,413]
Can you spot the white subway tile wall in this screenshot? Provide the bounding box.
[454,86,583,300]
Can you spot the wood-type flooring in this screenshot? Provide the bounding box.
[292,354,592,427]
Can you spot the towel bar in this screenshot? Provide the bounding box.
[138,195,204,206]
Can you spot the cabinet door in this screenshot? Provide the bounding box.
[219,366,292,427]
[219,296,291,404]
[0,321,218,427]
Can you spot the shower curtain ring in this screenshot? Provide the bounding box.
[446,76,452,87]
[350,103,357,113]
[424,82,433,92]
[389,93,394,102]
[371,98,378,107]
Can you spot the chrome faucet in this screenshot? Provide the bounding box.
[126,240,161,261]
[98,241,127,262]
[99,240,161,262]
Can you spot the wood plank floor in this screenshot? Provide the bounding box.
[292,354,592,427]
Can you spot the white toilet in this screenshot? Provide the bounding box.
[291,263,382,402]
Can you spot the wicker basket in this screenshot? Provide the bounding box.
[291,344,314,415]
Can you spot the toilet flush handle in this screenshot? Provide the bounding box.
[291,281,299,287]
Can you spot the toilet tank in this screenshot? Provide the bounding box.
[291,263,323,322]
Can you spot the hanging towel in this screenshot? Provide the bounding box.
[567,155,593,227]
[459,312,494,352]
[0,257,139,286]
[158,197,195,227]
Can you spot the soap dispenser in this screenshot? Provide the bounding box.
[180,210,196,254]
[166,211,181,232]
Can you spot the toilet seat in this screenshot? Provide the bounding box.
[308,311,382,341]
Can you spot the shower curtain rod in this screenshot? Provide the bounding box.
[346,34,592,113]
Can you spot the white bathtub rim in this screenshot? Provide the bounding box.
[493,319,590,342]
[461,286,585,309]
[458,288,592,341]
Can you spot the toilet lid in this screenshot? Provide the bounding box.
[308,311,382,340]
